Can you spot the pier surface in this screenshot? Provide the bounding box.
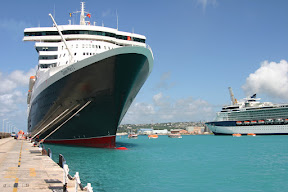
[0,137,74,192]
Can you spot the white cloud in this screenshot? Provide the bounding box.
[242,60,288,100]
[122,92,214,124]
[197,0,217,11]
[0,68,36,129]
[9,69,36,86]
[154,72,175,91]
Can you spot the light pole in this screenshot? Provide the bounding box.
[2,119,8,133]
[6,121,12,133]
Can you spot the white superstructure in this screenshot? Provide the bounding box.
[24,2,150,106]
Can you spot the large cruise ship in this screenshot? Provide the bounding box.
[206,87,288,135]
[24,2,153,147]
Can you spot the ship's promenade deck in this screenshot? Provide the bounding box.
[0,137,74,192]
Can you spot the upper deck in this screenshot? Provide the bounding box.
[23,25,146,47]
[23,2,146,47]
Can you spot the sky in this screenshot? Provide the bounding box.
[1,0,288,132]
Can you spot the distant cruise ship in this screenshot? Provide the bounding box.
[206,87,288,135]
[24,2,153,147]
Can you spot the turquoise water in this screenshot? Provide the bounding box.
[45,135,288,192]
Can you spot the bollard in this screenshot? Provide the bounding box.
[58,154,66,168]
[63,164,69,192]
[48,148,52,158]
[85,183,93,192]
[60,154,94,192]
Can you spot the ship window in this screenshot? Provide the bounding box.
[99,46,101,49]
[39,63,57,68]
[25,30,146,43]
[90,53,92,55]
[76,44,78,48]
[74,53,76,55]
[82,44,85,48]
[83,53,85,55]
[63,54,65,57]
[86,52,88,55]
[39,55,58,60]
[92,45,95,48]
[35,47,58,52]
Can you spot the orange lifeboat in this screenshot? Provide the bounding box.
[148,134,158,139]
[236,121,242,125]
[244,121,250,125]
[232,133,242,137]
[247,133,256,136]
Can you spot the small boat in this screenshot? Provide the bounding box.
[168,133,182,138]
[128,134,138,139]
[251,120,257,125]
[247,133,256,136]
[258,120,265,124]
[232,133,242,137]
[148,134,158,139]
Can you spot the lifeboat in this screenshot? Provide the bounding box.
[232,133,242,137]
[27,90,32,104]
[265,119,273,124]
[236,121,242,125]
[148,134,158,139]
[29,76,36,90]
[251,120,257,125]
[247,133,256,136]
[285,119,288,124]
[258,120,265,124]
[275,118,284,124]
[244,121,250,125]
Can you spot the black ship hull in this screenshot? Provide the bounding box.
[28,47,153,148]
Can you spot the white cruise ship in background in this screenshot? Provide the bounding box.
[24,2,153,147]
[206,87,288,135]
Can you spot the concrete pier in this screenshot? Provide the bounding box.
[0,137,74,192]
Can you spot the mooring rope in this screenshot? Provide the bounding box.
[39,100,91,144]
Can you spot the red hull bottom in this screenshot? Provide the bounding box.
[44,135,116,148]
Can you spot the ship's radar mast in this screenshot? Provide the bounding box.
[80,2,86,25]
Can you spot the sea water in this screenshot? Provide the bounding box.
[45,135,288,192]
